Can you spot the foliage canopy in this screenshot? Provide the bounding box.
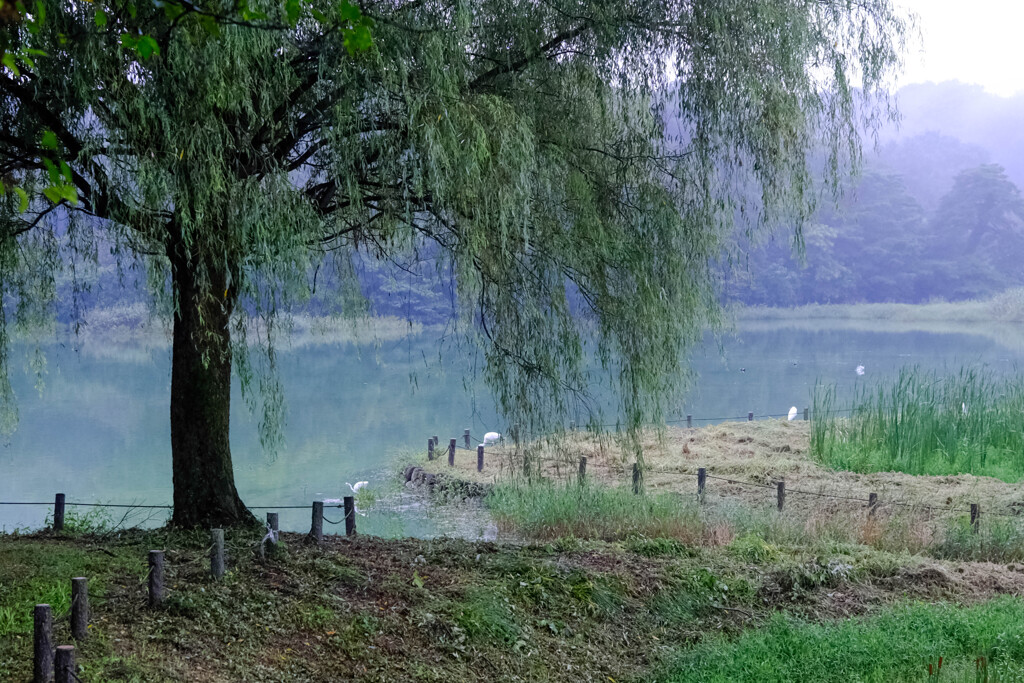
[1,0,910,523]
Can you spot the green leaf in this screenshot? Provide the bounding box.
[344,24,372,55]
[120,33,138,50]
[2,53,20,77]
[40,130,58,150]
[161,1,185,20]
[284,0,300,25]
[14,187,28,213]
[94,9,107,27]
[337,0,360,22]
[41,157,59,185]
[135,35,159,59]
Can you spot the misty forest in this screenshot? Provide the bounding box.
[4,1,1024,681]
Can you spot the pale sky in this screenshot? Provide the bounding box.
[897,0,1024,96]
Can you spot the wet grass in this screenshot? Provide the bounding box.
[811,366,1024,481]
[665,597,1024,682]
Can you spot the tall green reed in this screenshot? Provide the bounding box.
[811,366,1024,481]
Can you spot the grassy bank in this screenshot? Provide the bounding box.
[812,366,1024,481]
[736,288,1024,324]
[5,523,1024,682]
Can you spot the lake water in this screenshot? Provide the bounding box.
[1,320,1021,534]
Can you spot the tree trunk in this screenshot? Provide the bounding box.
[168,245,253,528]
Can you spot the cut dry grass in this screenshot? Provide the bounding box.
[438,420,1024,562]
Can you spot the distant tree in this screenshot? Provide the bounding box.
[873,132,989,210]
[1,0,910,526]
[929,165,1024,276]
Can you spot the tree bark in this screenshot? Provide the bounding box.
[168,239,253,528]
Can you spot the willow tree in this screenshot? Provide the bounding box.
[1,0,910,526]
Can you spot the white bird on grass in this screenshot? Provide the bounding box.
[347,481,369,494]
[482,432,501,445]
[855,365,865,376]
[787,406,798,421]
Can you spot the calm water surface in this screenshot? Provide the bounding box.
[1,322,1021,534]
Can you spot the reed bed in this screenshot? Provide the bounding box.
[811,366,1024,482]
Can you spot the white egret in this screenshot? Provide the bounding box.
[347,481,368,493]
[787,406,798,421]
[483,432,501,445]
[855,365,865,376]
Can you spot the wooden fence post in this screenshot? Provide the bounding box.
[748,411,754,422]
[803,407,809,421]
[868,493,878,518]
[343,496,356,537]
[632,463,642,495]
[776,480,785,512]
[70,578,88,641]
[53,493,65,533]
[428,438,434,461]
[697,467,706,501]
[578,456,587,485]
[464,429,471,449]
[686,414,692,428]
[432,435,439,448]
[971,503,980,534]
[448,438,456,466]
[266,512,279,547]
[33,604,53,683]
[477,445,484,472]
[309,503,323,544]
[211,528,226,578]
[148,550,165,607]
[54,645,75,683]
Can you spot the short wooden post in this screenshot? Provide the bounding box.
[464,428,471,448]
[54,645,75,683]
[211,528,225,578]
[632,463,642,495]
[578,456,587,485]
[53,493,65,533]
[477,444,484,472]
[776,480,785,512]
[266,512,279,547]
[309,502,323,543]
[748,411,754,422]
[971,503,980,534]
[448,438,456,466]
[343,496,356,537]
[432,435,439,448]
[686,414,692,428]
[34,604,53,683]
[803,407,809,421]
[70,577,88,641]
[148,550,165,607]
[697,467,706,501]
[868,493,878,518]
[428,438,435,460]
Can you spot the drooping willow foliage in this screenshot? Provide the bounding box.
[1,0,910,515]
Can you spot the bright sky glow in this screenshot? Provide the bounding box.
[897,0,1024,96]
